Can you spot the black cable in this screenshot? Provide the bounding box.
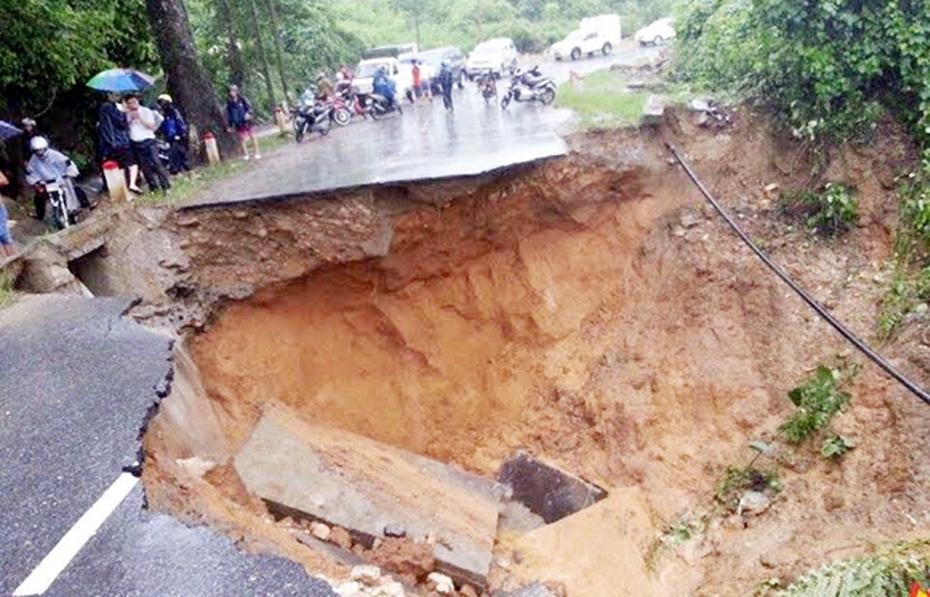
[666,142,930,406]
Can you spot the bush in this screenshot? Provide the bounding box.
[781,183,859,236]
[779,365,853,445]
[674,0,930,145]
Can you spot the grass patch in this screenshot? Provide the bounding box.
[554,69,650,130]
[135,135,290,207]
[0,269,17,309]
[779,183,859,236]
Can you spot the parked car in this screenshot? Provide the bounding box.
[363,43,418,59]
[635,17,676,46]
[352,57,415,99]
[419,46,466,91]
[551,14,622,61]
[465,38,518,79]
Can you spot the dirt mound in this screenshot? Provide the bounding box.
[141,113,930,595]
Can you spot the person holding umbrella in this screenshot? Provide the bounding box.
[88,68,156,195]
[98,92,141,194]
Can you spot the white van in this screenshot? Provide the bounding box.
[550,14,622,61]
[352,57,414,98]
[465,38,518,79]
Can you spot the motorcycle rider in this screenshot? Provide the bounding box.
[24,136,83,222]
[372,66,397,108]
[316,71,334,101]
[156,94,190,174]
[437,59,454,111]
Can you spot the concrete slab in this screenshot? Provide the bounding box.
[498,451,606,524]
[234,405,505,589]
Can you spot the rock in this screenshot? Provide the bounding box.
[689,98,711,112]
[384,524,407,538]
[330,526,354,550]
[351,564,382,585]
[459,585,479,597]
[764,183,780,195]
[642,94,666,124]
[823,493,845,512]
[373,581,406,597]
[311,521,332,541]
[680,212,701,228]
[175,456,216,478]
[916,302,929,315]
[427,572,455,594]
[335,581,363,597]
[738,491,772,516]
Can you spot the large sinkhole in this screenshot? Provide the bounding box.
[141,155,821,593]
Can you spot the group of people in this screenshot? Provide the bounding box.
[409,60,456,111]
[97,92,191,196]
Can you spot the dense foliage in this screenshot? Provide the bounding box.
[675,0,930,144]
[0,0,157,115]
[330,0,678,54]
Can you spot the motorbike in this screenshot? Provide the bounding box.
[367,94,403,120]
[326,93,353,127]
[500,66,557,109]
[293,96,333,142]
[476,70,498,105]
[35,179,74,230]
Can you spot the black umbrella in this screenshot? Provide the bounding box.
[0,120,23,142]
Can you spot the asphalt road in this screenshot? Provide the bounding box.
[190,89,569,206]
[0,296,335,597]
[188,43,661,207]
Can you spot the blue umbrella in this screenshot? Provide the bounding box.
[87,68,156,93]
[0,120,22,142]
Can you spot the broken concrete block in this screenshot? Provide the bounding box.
[311,521,332,541]
[234,405,504,590]
[427,572,455,594]
[351,565,382,585]
[498,451,606,524]
[642,94,666,124]
[334,581,363,597]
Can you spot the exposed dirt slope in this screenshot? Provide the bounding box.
[142,113,930,595]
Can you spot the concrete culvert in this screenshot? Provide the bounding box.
[134,124,930,596]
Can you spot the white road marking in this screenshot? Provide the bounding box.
[13,473,139,596]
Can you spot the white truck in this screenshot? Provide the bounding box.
[352,57,414,98]
[550,14,622,61]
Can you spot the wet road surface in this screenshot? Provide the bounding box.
[191,87,570,206]
[189,44,661,207]
[0,296,335,597]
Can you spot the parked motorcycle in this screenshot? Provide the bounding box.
[35,179,73,230]
[326,94,353,127]
[475,70,498,105]
[500,66,557,109]
[367,94,403,120]
[294,97,333,142]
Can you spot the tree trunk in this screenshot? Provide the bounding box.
[215,0,247,87]
[265,0,291,106]
[145,0,237,156]
[246,0,277,113]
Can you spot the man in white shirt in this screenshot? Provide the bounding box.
[125,95,171,193]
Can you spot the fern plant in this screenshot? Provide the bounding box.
[779,365,852,445]
[774,554,929,597]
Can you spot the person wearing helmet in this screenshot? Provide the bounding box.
[157,94,190,174]
[437,59,455,111]
[25,136,83,224]
[227,84,261,160]
[372,66,396,104]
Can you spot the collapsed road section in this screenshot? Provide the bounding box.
[7,114,930,596]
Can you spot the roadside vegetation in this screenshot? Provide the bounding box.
[554,70,649,129]
[0,269,17,309]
